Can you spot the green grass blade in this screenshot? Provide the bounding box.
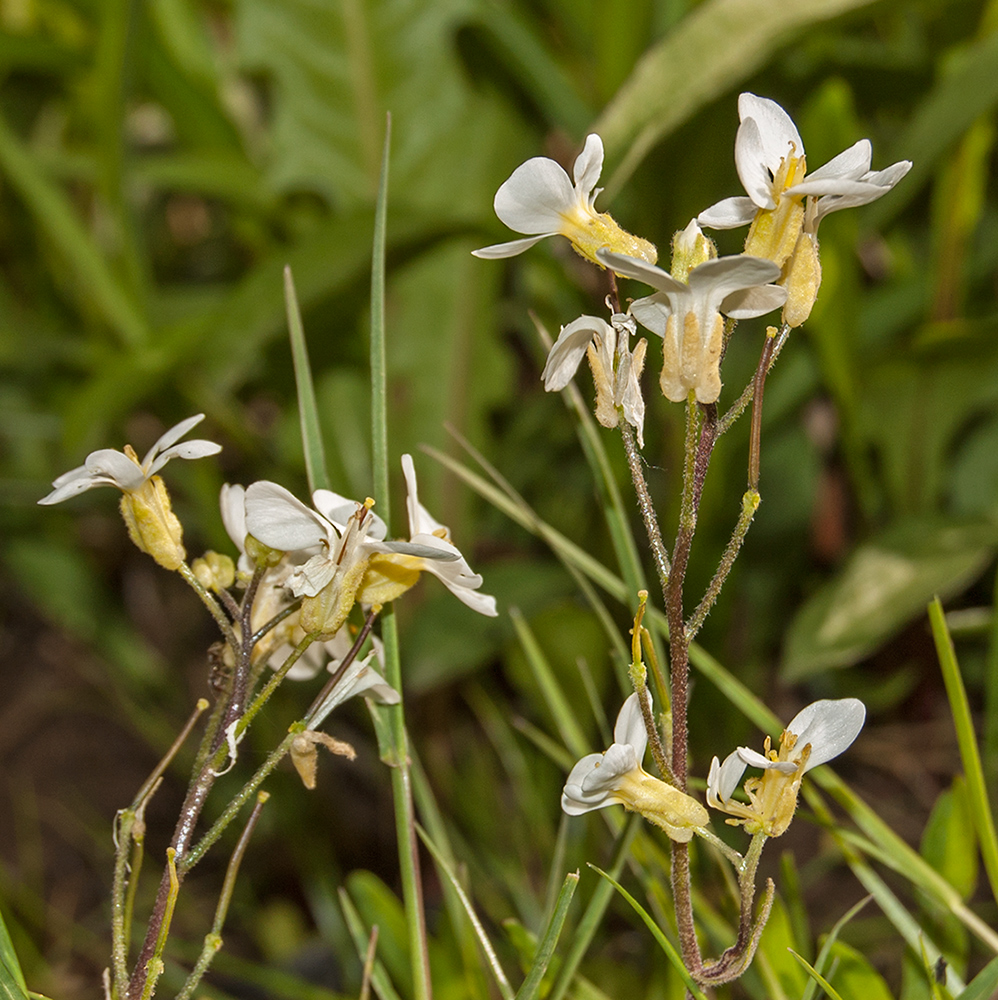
[0,906,29,1000]
[509,607,590,759]
[338,888,404,1000]
[957,955,998,1000]
[588,865,708,1000]
[594,0,878,196]
[929,597,998,906]
[514,872,579,1000]
[788,951,846,1000]
[547,816,639,1000]
[800,896,871,1000]
[416,825,515,1000]
[285,265,330,493]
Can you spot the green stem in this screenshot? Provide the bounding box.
[716,322,789,438]
[620,422,671,591]
[178,562,239,650]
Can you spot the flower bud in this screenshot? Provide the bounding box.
[192,551,236,592]
[670,220,716,282]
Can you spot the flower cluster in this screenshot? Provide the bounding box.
[475,92,909,419]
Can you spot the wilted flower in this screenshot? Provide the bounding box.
[562,691,709,842]
[706,698,866,837]
[38,414,221,571]
[541,309,648,445]
[600,246,785,403]
[697,93,911,326]
[358,455,497,616]
[473,134,657,267]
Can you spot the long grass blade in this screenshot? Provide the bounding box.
[799,896,871,1000]
[286,265,330,493]
[588,865,708,1000]
[416,825,515,1000]
[0,906,29,1000]
[788,951,846,1000]
[514,872,579,1000]
[339,888,404,1000]
[928,597,998,906]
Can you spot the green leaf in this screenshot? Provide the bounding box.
[0,906,29,1000]
[594,0,879,195]
[788,950,846,1000]
[782,518,998,680]
[920,779,978,901]
[801,895,873,1000]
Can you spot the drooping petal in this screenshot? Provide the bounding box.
[493,157,576,234]
[471,234,556,259]
[581,743,639,794]
[786,698,866,771]
[413,534,498,616]
[628,294,671,336]
[220,484,247,552]
[562,754,613,814]
[808,160,912,226]
[541,315,608,391]
[245,481,331,552]
[707,750,749,805]
[38,468,107,505]
[720,283,787,319]
[598,250,687,295]
[686,255,782,309]
[697,196,759,229]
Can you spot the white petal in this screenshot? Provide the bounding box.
[541,315,607,390]
[697,196,759,230]
[617,351,646,448]
[785,177,884,199]
[715,750,750,803]
[416,535,498,616]
[141,414,206,468]
[339,663,400,705]
[245,481,330,551]
[287,552,337,597]
[736,746,796,773]
[562,754,613,814]
[804,139,871,183]
[573,134,604,202]
[613,691,649,755]
[738,93,804,169]
[581,743,637,793]
[786,698,866,771]
[687,255,782,312]
[734,116,778,209]
[472,234,555,259]
[597,250,687,294]
[720,283,787,319]
[809,160,912,225]
[220,484,247,552]
[85,449,146,490]
[38,469,105,504]
[629,294,671,337]
[401,454,447,538]
[493,157,575,234]
[148,439,222,476]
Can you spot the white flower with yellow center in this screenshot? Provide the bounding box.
[39,414,221,571]
[541,309,648,445]
[562,691,709,842]
[359,455,498,616]
[706,698,866,838]
[599,246,785,404]
[473,134,657,267]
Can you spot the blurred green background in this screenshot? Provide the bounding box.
[2,0,998,997]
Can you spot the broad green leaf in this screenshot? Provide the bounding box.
[921,780,978,901]
[782,518,998,680]
[594,0,879,195]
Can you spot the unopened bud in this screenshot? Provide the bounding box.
[670,219,716,282]
[245,534,283,567]
[192,551,235,592]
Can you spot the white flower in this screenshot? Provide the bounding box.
[305,637,400,728]
[472,135,656,267]
[542,309,648,445]
[599,247,785,403]
[706,698,866,837]
[698,93,911,233]
[243,482,388,598]
[562,692,709,842]
[39,414,221,505]
[359,456,498,616]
